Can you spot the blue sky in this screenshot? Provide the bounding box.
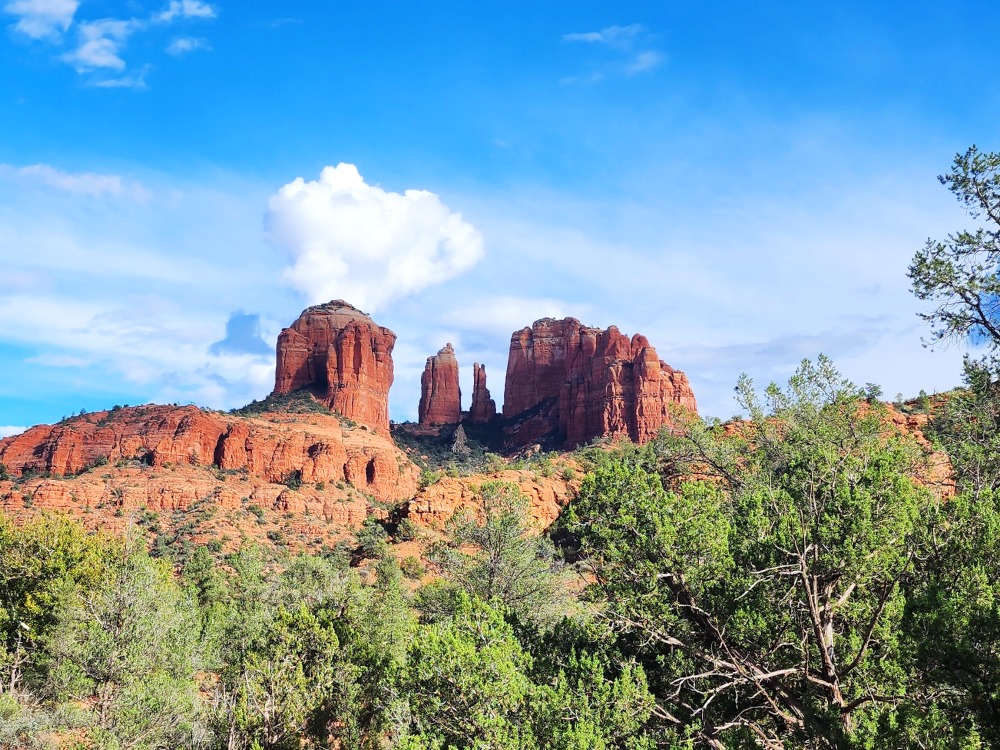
[1,0,998,434]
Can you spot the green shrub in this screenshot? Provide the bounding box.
[418,469,444,490]
[396,518,420,542]
[355,518,390,559]
[401,555,425,579]
[282,470,303,490]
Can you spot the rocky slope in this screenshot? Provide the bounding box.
[0,402,422,552]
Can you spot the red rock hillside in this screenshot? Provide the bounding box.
[504,317,698,448]
[273,300,396,433]
[0,403,426,554]
[418,343,461,426]
[0,404,418,504]
[468,363,497,424]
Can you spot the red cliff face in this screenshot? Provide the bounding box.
[503,318,697,448]
[0,405,419,506]
[418,343,461,426]
[273,300,396,433]
[468,363,497,424]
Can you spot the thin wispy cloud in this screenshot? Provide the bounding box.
[249,17,301,29]
[3,0,77,40]
[563,24,644,49]
[155,0,215,24]
[91,65,150,89]
[562,22,664,82]
[624,50,663,75]
[166,35,209,55]
[0,163,147,198]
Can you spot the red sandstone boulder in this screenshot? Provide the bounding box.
[468,363,497,424]
[273,300,396,433]
[418,343,461,425]
[503,317,697,448]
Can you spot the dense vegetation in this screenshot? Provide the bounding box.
[5,147,1000,748]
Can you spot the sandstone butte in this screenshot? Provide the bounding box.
[468,362,497,424]
[418,343,461,426]
[503,317,699,448]
[273,300,395,434]
[0,299,953,558]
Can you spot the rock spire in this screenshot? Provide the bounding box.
[418,343,462,425]
[468,363,497,423]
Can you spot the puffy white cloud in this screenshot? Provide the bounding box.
[166,35,209,55]
[62,18,139,72]
[266,164,484,311]
[0,426,27,438]
[4,0,77,40]
[0,163,146,198]
[156,0,215,23]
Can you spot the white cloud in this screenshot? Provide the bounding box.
[0,166,293,416]
[8,0,218,87]
[166,35,209,55]
[4,0,77,40]
[624,50,663,75]
[563,23,663,81]
[0,163,146,198]
[62,18,139,71]
[91,65,150,89]
[266,164,484,311]
[0,426,27,438]
[156,0,215,23]
[563,24,643,49]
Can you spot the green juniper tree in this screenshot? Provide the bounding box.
[427,480,567,625]
[909,145,1000,353]
[45,543,206,749]
[561,357,948,748]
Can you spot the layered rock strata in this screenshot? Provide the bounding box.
[503,317,697,448]
[468,363,497,424]
[273,300,395,433]
[0,405,418,505]
[418,344,461,426]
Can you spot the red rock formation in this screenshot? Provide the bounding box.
[468,363,497,424]
[0,405,418,505]
[503,318,697,448]
[273,300,396,433]
[418,343,461,425]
